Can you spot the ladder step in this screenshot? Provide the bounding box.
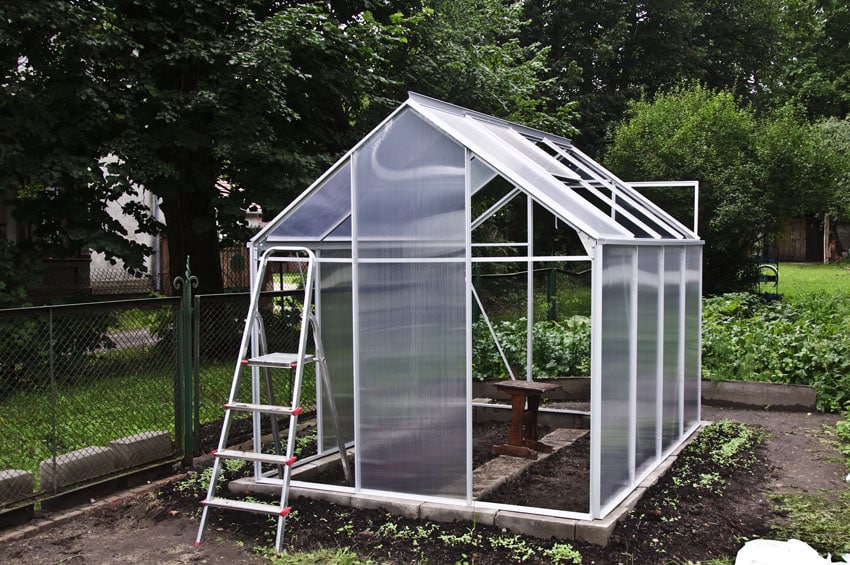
[244,352,315,368]
[213,449,297,466]
[224,402,302,417]
[201,497,291,516]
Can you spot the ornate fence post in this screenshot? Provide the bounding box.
[174,257,198,466]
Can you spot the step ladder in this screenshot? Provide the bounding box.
[195,246,352,552]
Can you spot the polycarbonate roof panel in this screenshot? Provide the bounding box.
[256,92,699,246]
[552,142,695,239]
[266,161,351,240]
[408,100,632,240]
[475,120,582,181]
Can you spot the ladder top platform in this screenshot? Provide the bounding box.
[246,352,315,368]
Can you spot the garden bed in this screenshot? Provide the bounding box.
[10,407,846,563]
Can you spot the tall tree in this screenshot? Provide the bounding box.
[103,1,402,293]
[376,0,577,137]
[2,0,574,298]
[520,0,787,154]
[0,1,152,273]
[1,1,403,295]
[779,0,850,119]
[606,85,840,293]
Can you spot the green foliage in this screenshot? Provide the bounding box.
[544,543,582,564]
[264,546,374,565]
[520,0,787,152]
[606,85,842,294]
[377,0,578,139]
[776,0,850,119]
[814,117,850,221]
[834,416,850,466]
[0,236,41,308]
[771,490,850,557]
[702,293,850,411]
[0,2,155,272]
[173,458,246,498]
[472,316,590,380]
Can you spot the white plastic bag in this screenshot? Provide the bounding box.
[735,539,850,565]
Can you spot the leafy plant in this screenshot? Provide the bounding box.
[545,543,583,564]
[702,293,850,411]
[472,316,590,380]
[489,534,537,561]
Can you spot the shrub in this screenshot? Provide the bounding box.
[472,316,590,380]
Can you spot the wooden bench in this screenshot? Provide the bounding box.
[492,380,560,460]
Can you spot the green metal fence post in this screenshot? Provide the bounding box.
[174,257,198,467]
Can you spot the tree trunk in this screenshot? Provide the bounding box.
[159,184,224,296]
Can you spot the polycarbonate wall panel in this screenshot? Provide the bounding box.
[353,107,467,498]
[599,246,633,508]
[636,248,661,473]
[355,109,466,258]
[684,246,702,428]
[470,156,498,195]
[269,163,351,240]
[318,258,354,451]
[357,262,466,497]
[662,247,682,449]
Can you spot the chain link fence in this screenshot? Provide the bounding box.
[474,262,592,324]
[194,290,314,452]
[0,297,180,513]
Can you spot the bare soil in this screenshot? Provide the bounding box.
[1,406,844,564]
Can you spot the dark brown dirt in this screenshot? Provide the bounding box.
[480,433,590,512]
[1,406,845,564]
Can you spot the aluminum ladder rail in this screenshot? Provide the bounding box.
[194,246,351,552]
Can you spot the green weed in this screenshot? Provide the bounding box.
[544,543,583,564]
[771,490,850,556]
[261,546,375,564]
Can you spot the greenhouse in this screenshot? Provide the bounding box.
[247,92,703,523]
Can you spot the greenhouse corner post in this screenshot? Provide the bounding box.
[174,257,198,467]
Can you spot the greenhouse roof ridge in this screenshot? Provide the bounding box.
[405,91,576,148]
[252,92,700,247]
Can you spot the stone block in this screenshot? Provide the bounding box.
[350,494,422,519]
[289,486,352,507]
[702,380,817,411]
[107,431,172,469]
[39,446,117,490]
[574,512,619,546]
[494,510,577,540]
[419,501,497,527]
[0,470,33,503]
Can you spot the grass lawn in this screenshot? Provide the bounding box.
[778,261,850,298]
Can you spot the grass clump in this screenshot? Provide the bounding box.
[777,262,850,299]
[771,490,850,557]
